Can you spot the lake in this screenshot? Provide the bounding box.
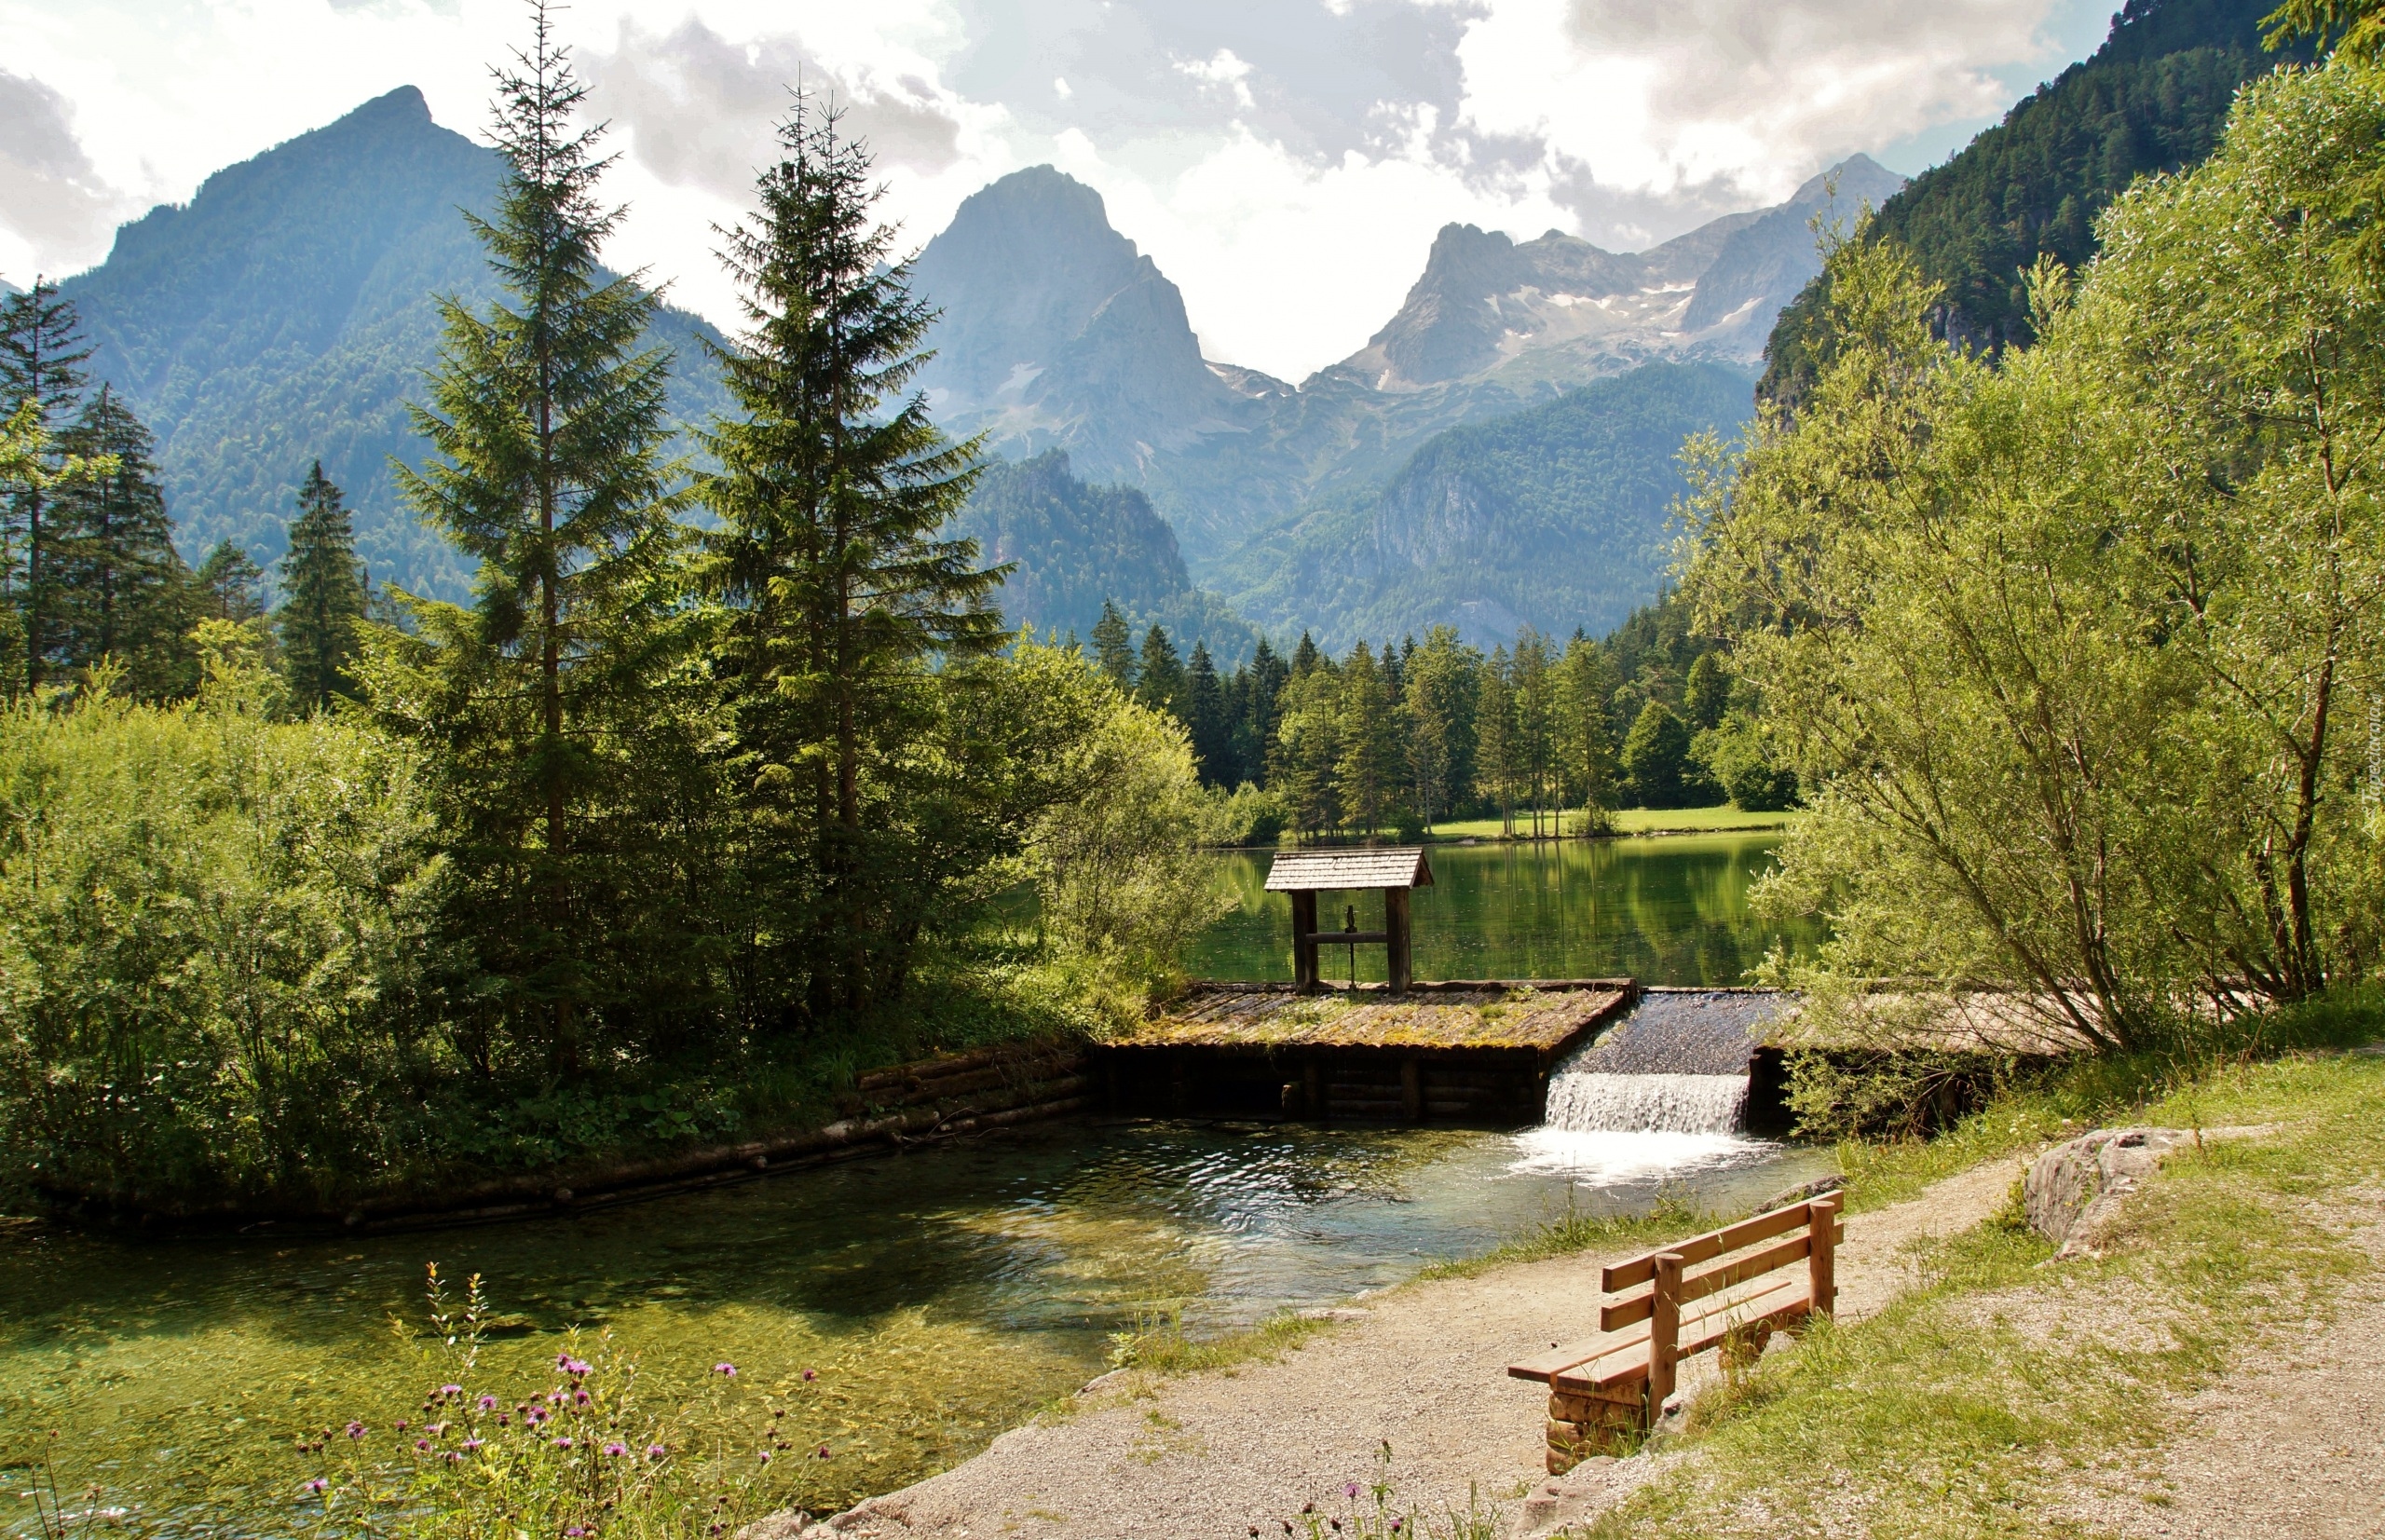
[1189,832,1818,986]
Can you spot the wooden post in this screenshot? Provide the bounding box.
[1807,1195,1839,1318]
[1303,1060,1326,1124]
[1384,887,1412,991]
[1290,890,1319,989]
[1649,1252,1683,1411]
[1400,1057,1423,1121]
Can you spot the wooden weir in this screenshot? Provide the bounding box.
[1506,1193,1843,1471]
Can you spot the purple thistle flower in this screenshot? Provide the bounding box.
[395,1421,408,1434]
[801,1369,816,1383]
[344,1423,366,1440]
[566,1529,586,1538]
[715,1362,737,1377]
[556,1352,573,1370]
[439,1383,463,1397]
[305,1479,328,1495]
[416,1439,430,1451]
[647,1444,667,1460]
[463,1439,484,1452]
[1344,1482,1359,1500]
[477,1395,497,1411]
[497,1413,510,1427]
[574,1388,591,1406]
[604,1442,628,1457]
[757,1450,771,1464]
[1391,1522,1402,1533]
[816,1444,832,1460]
[552,1437,573,1450]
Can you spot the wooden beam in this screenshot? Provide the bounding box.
[1809,1194,1840,1318]
[1290,890,1319,989]
[1385,887,1412,992]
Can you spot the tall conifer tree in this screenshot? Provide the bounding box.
[1137,623,1184,715]
[695,94,1002,1014]
[1090,599,1137,688]
[278,461,371,709]
[391,2,687,1067]
[0,279,92,691]
[1183,640,1229,785]
[196,541,266,623]
[52,385,192,698]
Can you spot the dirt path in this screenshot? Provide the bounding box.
[806,1159,2027,1540]
[2059,1199,2385,1540]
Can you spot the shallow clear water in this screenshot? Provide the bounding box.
[1186,834,1821,986]
[0,1120,1830,1536]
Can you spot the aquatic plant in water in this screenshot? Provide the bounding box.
[289,1264,831,1538]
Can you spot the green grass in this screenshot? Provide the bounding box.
[1424,806,1804,842]
[1573,1049,2385,1537]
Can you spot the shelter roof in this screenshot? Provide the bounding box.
[1264,846,1435,892]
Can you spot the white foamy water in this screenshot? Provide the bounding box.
[1505,1126,1766,1179]
[1544,1070,1751,1135]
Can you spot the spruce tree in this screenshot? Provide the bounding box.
[52,385,193,698]
[1090,599,1137,688]
[1184,640,1229,785]
[195,541,267,623]
[1137,623,1184,715]
[1237,636,1288,786]
[1683,650,1731,730]
[0,279,92,691]
[278,461,370,709]
[1477,647,1519,836]
[393,3,688,1067]
[1336,641,1404,838]
[695,94,1002,1014]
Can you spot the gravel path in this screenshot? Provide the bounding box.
[804,1159,2026,1540]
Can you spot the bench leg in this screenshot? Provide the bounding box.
[1545,1384,1650,1473]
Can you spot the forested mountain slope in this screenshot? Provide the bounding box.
[1213,361,1755,650]
[1761,0,2312,396]
[951,451,1259,660]
[61,86,729,599]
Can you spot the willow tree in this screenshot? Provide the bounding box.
[383,3,688,1069]
[696,98,1003,1016]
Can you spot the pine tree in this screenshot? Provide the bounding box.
[1289,630,1321,678]
[391,2,690,1067]
[695,92,1002,1014]
[1137,623,1184,715]
[1090,599,1137,689]
[195,541,267,622]
[278,461,371,709]
[1404,626,1479,834]
[0,279,93,691]
[1236,637,1288,785]
[1336,641,1405,838]
[1557,634,1620,822]
[51,385,193,698]
[1184,640,1230,785]
[1513,631,1557,838]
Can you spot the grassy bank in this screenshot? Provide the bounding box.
[1421,806,1802,842]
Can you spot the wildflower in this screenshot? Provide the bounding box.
[395,1421,408,1434]
[1330,1521,1342,1533]
[305,1479,328,1495]
[575,1389,592,1406]
[497,1414,511,1427]
[1344,1483,1359,1500]
[816,1445,831,1460]
[553,1437,574,1451]
[801,1369,816,1382]
[758,1450,771,1464]
[604,1442,628,1457]
[345,1423,366,1440]
[566,1529,586,1538]
[416,1439,430,1452]
[439,1383,463,1398]
[556,1352,573,1370]
[647,1444,667,1460]
[463,1439,484,1452]
[478,1395,497,1411]
[709,1528,724,1537]
[1391,1523,1403,1533]
[715,1362,737,1377]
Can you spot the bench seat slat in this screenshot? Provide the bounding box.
[1552,1279,1813,1393]
[1597,1222,1842,1330]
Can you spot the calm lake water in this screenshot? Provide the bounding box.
[0,833,1829,1537]
[1189,833,1819,986]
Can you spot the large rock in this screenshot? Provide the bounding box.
[2024,1124,2269,1258]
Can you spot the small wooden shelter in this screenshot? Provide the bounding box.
[1264,846,1434,991]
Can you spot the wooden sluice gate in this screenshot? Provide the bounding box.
[1097,980,1637,1123]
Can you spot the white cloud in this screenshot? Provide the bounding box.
[0,0,2095,378]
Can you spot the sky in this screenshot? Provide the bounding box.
[0,0,2117,382]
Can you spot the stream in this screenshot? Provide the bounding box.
[0,831,1825,1536]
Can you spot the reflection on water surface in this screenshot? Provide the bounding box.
[1,1119,1829,1536]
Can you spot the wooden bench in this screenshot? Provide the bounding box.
[1506,1194,1843,1470]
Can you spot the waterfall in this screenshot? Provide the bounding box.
[1542,1070,1751,1135]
